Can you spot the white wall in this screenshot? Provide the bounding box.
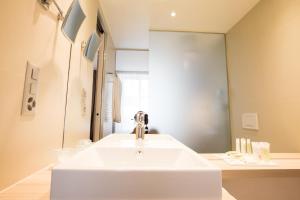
[0,0,71,190]
[0,0,116,190]
[226,0,300,152]
[116,50,149,72]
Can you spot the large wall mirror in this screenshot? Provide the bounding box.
[60,0,300,155]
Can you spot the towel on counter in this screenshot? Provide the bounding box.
[112,75,122,123]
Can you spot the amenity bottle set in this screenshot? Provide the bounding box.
[236,138,271,161]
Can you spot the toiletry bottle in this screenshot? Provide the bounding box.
[246,139,252,154]
[236,138,240,153]
[241,138,246,154]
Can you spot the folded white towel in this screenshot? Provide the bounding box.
[112,75,122,123]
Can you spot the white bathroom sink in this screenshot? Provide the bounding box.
[97,133,180,148]
[50,134,222,200]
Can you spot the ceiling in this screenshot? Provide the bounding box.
[99,0,261,49]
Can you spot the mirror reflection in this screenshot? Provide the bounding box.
[1,1,300,200]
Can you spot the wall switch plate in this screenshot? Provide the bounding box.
[30,83,37,94]
[242,113,259,130]
[31,68,39,80]
[21,62,39,116]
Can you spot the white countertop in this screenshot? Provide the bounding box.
[201,153,300,170]
[200,153,300,178]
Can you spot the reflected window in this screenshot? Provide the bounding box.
[114,72,149,133]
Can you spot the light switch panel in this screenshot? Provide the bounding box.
[242,113,259,130]
[21,62,39,116]
[30,83,37,94]
[31,68,40,80]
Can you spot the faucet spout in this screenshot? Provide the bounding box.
[135,123,145,140]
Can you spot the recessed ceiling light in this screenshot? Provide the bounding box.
[171,11,176,17]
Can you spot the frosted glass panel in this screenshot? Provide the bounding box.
[149,31,230,153]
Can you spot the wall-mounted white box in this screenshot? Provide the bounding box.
[116,50,149,72]
[242,113,259,130]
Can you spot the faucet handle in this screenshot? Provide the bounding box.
[134,111,145,124]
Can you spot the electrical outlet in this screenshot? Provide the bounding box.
[21,62,39,116]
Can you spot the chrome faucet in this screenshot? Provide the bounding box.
[134,111,145,140]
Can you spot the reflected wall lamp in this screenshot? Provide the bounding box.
[83,32,101,62]
[38,0,86,43]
